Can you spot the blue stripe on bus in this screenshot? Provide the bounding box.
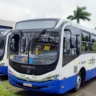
[85,68,96,81]
[8,68,96,94]
[0,66,8,75]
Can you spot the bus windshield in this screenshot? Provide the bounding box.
[9,30,59,65]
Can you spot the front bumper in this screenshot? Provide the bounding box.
[8,74,61,94]
[0,66,8,75]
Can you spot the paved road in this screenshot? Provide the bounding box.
[0,76,96,96]
[64,77,96,96]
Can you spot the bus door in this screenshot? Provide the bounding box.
[63,28,80,66]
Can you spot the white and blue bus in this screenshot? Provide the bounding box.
[0,30,12,75]
[8,18,96,94]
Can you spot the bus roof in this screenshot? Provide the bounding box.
[70,22,96,35]
[15,18,96,35]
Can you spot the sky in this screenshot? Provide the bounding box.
[0,0,95,29]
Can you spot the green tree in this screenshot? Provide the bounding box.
[67,6,91,23]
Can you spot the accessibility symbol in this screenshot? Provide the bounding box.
[29,58,34,64]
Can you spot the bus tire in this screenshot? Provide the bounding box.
[74,73,81,92]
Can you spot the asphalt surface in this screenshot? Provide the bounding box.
[0,76,96,96]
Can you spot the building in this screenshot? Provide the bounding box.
[0,19,14,29]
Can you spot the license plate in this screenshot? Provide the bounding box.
[23,83,32,87]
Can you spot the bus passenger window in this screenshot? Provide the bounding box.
[81,32,90,52]
[91,35,96,52]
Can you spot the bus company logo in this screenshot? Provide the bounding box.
[81,61,86,64]
[88,57,95,64]
[26,69,30,74]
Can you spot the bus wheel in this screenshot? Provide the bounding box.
[74,74,81,91]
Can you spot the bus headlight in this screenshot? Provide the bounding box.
[0,63,5,66]
[8,70,14,75]
[45,75,60,80]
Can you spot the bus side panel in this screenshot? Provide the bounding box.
[0,66,8,75]
[59,75,77,94]
[85,68,96,81]
[61,53,96,93]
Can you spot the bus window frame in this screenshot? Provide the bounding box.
[62,25,81,66]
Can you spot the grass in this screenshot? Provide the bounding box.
[0,80,73,96]
[0,79,47,96]
[0,79,26,96]
[0,77,74,96]
[0,81,16,96]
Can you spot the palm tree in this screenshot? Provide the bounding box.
[67,6,91,23]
